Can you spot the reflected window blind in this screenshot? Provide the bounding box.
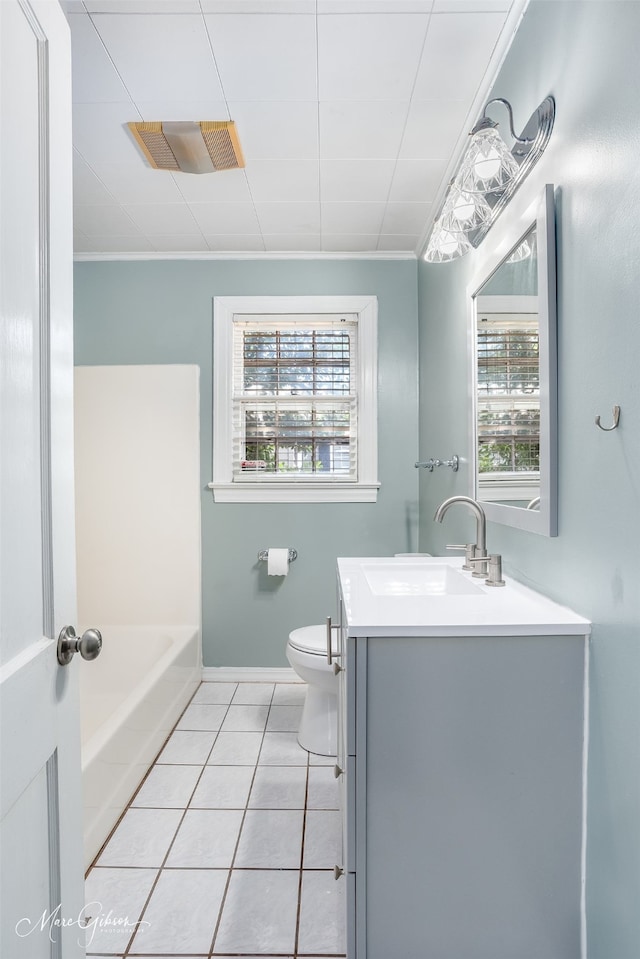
[232,315,358,481]
[477,314,540,474]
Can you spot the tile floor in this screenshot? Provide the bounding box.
[85,681,345,958]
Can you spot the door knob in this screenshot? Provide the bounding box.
[57,626,103,666]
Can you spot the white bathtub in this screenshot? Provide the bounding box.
[80,625,201,868]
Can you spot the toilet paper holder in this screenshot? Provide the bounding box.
[258,548,298,563]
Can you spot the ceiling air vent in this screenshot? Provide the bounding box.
[127,120,245,174]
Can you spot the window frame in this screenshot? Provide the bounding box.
[209,295,379,503]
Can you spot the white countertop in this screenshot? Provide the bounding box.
[337,557,591,637]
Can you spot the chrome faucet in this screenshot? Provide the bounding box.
[434,495,488,578]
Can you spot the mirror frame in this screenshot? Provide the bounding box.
[468,183,557,536]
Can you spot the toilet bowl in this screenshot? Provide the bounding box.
[286,625,338,756]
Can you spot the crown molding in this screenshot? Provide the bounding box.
[73,250,417,263]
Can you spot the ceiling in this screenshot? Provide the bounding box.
[63,0,524,259]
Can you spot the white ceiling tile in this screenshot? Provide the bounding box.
[263,234,322,251]
[388,158,448,201]
[245,160,319,201]
[321,234,380,252]
[73,102,142,165]
[254,201,320,233]
[227,101,319,159]
[319,101,409,159]
[61,1,88,14]
[74,234,156,253]
[68,0,517,255]
[205,234,266,251]
[203,1,315,10]
[319,1,433,10]
[320,159,395,200]
[400,99,471,158]
[91,161,184,203]
[204,13,317,100]
[381,201,431,234]
[377,234,420,251]
[74,203,141,235]
[433,1,510,11]
[91,14,224,102]
[73,153,116,204]
[84,2,202,14]
[188,202,261,234]
[134,100,230,122]
[318,13,429,100]
[321,201,385,234]
[173,168,252,202]
[413,12,507,101]
[73,234,99,254]
[151,235,210,252]
[68,14,130,103]
[123,202,201,234]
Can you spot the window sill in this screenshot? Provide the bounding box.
[208,482,380,503]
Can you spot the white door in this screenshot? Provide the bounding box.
[1,2,89,957]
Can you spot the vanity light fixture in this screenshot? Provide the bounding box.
[424,96,555,263]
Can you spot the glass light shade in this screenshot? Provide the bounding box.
[506,237,532,263]
[440,186,492,235]
[456,127,520,195]
[424,221,472,263]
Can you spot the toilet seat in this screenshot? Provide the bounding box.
[288,624,338,657]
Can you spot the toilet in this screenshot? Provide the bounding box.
[286,624,338,757]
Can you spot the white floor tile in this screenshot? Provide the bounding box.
[190,765,254,808]
[220,704,269,732]
[191,681,237,704]
[298,869,346,955]
[176,703,229,731]
[214,870,298,955]
[97,808,183,867]
[259,731,309,765]
[131,764,201,808]
[303,810,341,869]
[166,808,244,868]
[129,868,227,954]
[308,750,335,765]
[307,764,340,809]
[266,704,303,732]
[248,764,308,809]
[84,867,157,954]
[232,682,275,705]
[156,729,217,765]
[235,809,304,868]
[207,731,263,765]
[272,682,307,705]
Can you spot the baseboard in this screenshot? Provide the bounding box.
[201,666,302,683]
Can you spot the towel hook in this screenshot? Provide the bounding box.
[595,406,621,431]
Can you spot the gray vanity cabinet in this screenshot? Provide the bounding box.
[336,589,588,959]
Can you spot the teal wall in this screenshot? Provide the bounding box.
[74,258,419,667]
[417,3,640,955]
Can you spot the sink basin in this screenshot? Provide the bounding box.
[362,563,484,597]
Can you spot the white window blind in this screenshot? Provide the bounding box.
[232,315,358,483]
[476,313,540,478]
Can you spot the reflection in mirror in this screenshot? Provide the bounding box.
[469,184,557,536]
[475,225,540,508]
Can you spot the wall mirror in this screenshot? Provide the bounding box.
[468,183,557,536]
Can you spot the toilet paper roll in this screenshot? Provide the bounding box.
[267,548,289,576]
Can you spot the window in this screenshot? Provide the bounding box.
[210,296,378,502]
[476,308,540,499]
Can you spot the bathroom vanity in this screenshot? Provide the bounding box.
[335,557,590,959]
